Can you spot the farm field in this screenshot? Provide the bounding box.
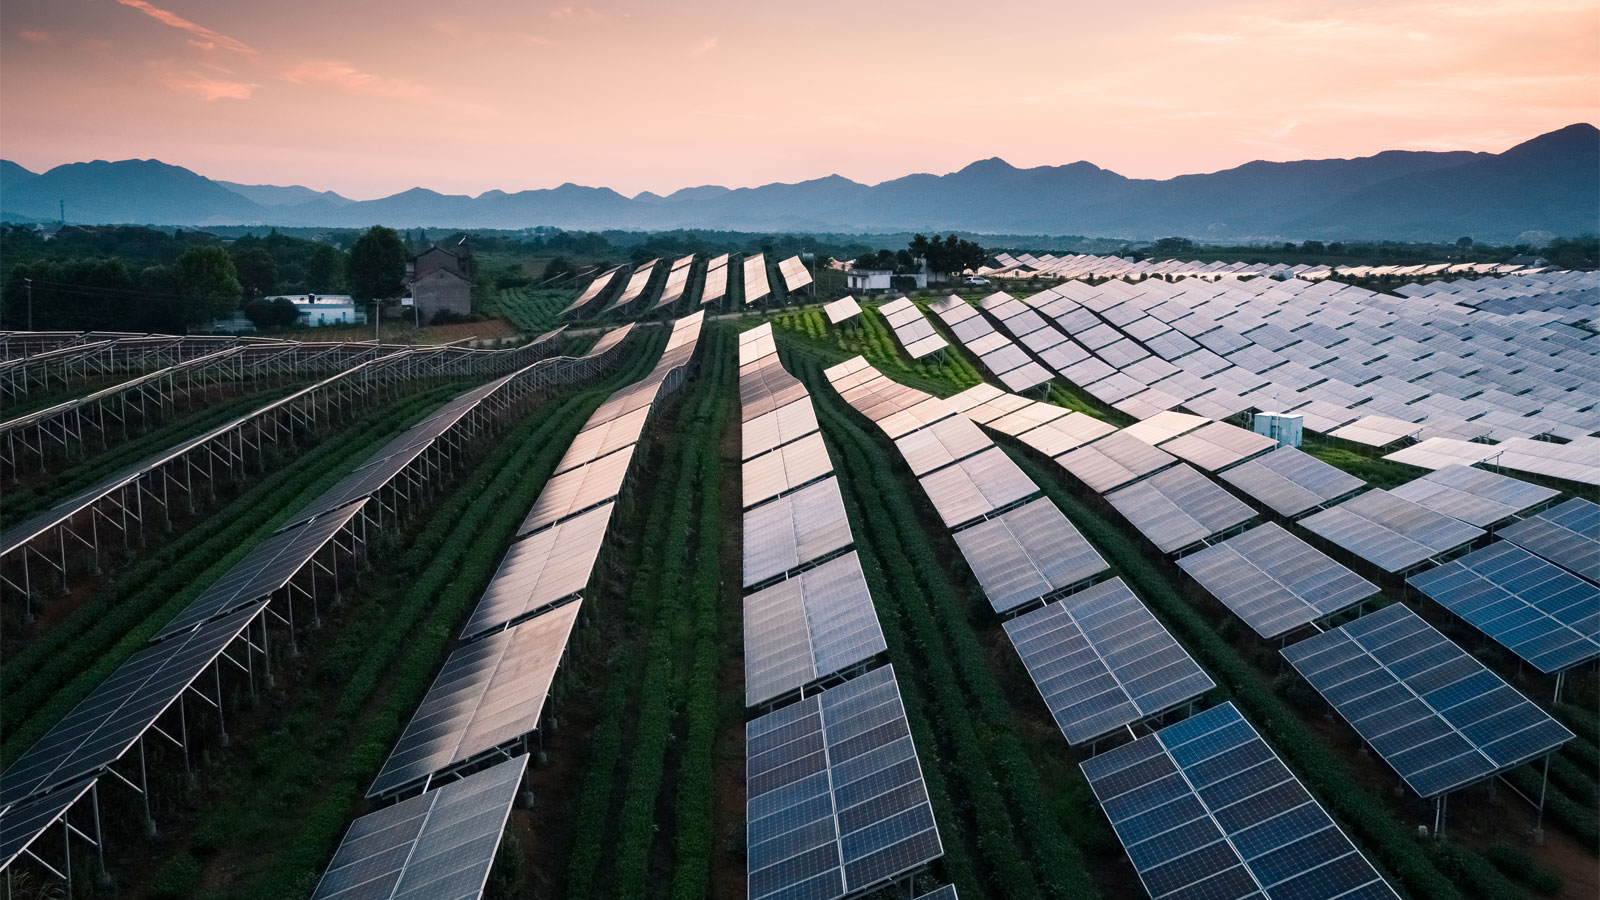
[0,267,1596,900]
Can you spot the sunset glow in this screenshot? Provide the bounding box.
[2,0,1597,197]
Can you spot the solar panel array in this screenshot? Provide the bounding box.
[1300,490,1486,573]
[701,253,730,305]
[610,258,659,311]
[1002,274,1599,451]
[879,297,949,359]
[1005,577,1213,744]
[743,253,772,304]
[1282,603,1573,798]
[1385,436,1600,488]
[314,756,527,900]
[1219,445,1366,518]
[1408,542,1600,674]
[824,294,863,324]
[1387,465,1558,528]
[1081,702,1398,900]
[562,264,621,315]
[1497,497,1599,582]
[1104,463,1256,554]
[778,255,814,293]
[929,294,1051,390]
[952,498,1109,613]
[1055,431,1178,494]
[739,326,888,708]
[946,382,1116,457]
[1178,523,1378,639]
[747,665,942,900]
[651,254,697,310]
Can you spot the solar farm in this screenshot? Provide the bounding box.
[1,259,1598,900]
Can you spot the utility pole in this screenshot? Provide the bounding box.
[25,277,33,330]
[372,300,380,345]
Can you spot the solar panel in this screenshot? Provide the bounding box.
[0,601,264,807]
[743,477,853,588]
[743,398,821,460]
[0,776,95,873]
[1282,604,1573,798]
[743,551,888,707]
[739,327,779,367]
[1005,577,1213,744]
[155,500,365,640]
[1104,464,1256,554]
[917,447,1039,529]
[1300,490,1486,573]
[824,295,863,324]
[951,497,1109,613]
[744,253,772,304]
[1055,431,1177,494]
[1409,542,1600,674]
[742,358,811,423]
[1081,701,1397,900]
[555,406,650,475]
[893,414,993,476]
[747,665,942,900]
[460,503,612,640]
[913,887,959,900]
[519,445,635,535]
[701,259,729,305]
[1122,411,1208,446]
[370,601,580,797]
[1177,523,1378,639]
[1387,465,1559,528]
[1498,497,1599,582]
[1156,420,1278,472]
[313,755,526,900]
[744,432,834,509]
[1219,446,1366,518]
[998,361,1053,391]
[879,397,959,440]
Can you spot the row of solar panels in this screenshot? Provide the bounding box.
[819,357,1423,899]
[0,335,641,882]
[736,327,949,900]
[309,315,707,899]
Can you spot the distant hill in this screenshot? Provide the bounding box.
[2,124,1595,241]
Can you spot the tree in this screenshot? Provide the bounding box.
[233,246,278,298]
[348,226,407,301]
[172,245,242,324]
[1455,236,1474,248]
[307,244,346,293]
[541,257,577,283]
[243,296,300,328]
[1300,240,1326,255]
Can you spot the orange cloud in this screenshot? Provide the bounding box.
[159,71,254,101]
[281,60,432,100]
[115,0,256,55]
[18,29,56,44]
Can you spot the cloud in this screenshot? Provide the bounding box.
[115,0,255,55]
[159,70,254,100]
[18,29,56,44]
[281,60,433,100]
[691,36,719,56]
[546,4,609,21]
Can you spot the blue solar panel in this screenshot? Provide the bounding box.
[1004,577,1213,744]
[1498,497,1600,583]
[1408,542,1599,674]
[746,666,942,900]
[1081,702,1397,900]
[1283,604,1573,798]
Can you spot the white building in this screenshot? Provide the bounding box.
[845,268,893,293]
[264,294,367,326]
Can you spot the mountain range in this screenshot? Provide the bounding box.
[2,124,1595,241]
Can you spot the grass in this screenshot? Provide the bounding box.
[484,285,579,334]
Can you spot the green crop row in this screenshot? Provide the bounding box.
[489,286,575,333]
[0,385,468,766]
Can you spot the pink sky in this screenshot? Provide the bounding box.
[2,0,1596,199]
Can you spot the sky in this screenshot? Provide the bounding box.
[2,0,1597,199]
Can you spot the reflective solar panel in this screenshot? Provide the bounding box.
[1081,702,1397,900]
[917,446,1039,529]
[1387,465,1558,528]
[313,755,526,900]
[1178,523,1378,639]
[1055,431,1177,494]
[1104,464,1256,554]
[743,477,853,588]
[1300,490,1486,573]
[824,295,863,324]
[555,406,650,475]
[1005,577,1213,744]
[371,602,580,797]
[743,398,821,460]
[1282,604,1573,798]
[1219,446,1366,518]
[744,432,835,509]
[519,445,635,535]
[1409,542,1599,674]
[747,665,942,900]
[1498,497,1600,582]
[743,552,888,707]
[0,601,264,806]
[951,497,1109,613]
[744,253,772,304]
[1156,420,1278,472]
[893,414,993,476]
[461,503,612,640]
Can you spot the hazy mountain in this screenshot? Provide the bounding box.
[216,180,355,207]
[2,124,1595,241]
